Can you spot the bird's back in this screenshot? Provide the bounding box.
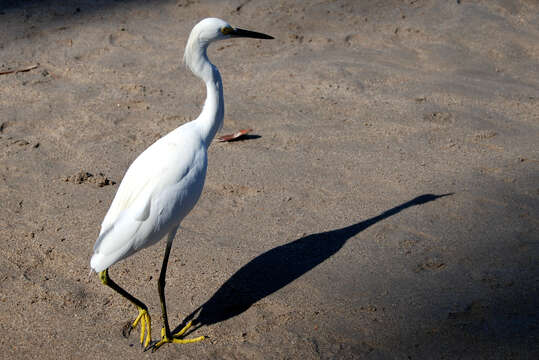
[91,122,208,272]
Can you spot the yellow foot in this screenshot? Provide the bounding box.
[132,307,152,348]
[150,321,205,351]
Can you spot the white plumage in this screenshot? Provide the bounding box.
[89,18,273,350]
[91,18,239,272]
[91,122,207,271]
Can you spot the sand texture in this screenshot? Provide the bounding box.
[1,0,538,358]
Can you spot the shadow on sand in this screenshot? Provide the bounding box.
[175,193,452,335]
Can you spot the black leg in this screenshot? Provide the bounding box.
[99,268,152,347]
[150,226,205,351]
[158,228,177,338]
[99,268,147,311]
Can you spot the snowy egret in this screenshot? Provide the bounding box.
[90,18,273,350]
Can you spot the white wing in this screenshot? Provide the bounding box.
[99,124,200,234]
[91,123,206,271]
[99,150,183,236]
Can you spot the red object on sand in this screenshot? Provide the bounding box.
[217,128,253,142]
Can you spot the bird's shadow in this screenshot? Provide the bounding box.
[173,193,452,336]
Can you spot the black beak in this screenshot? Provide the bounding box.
[231,28,274,40]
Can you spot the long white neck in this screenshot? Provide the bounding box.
[184,40,224,147]
[198,64,224,146]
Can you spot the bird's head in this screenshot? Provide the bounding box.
[184,18,273,76]
[190,18,274,44]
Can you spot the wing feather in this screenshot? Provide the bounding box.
[91,123,204,272]
[99,132,195,235]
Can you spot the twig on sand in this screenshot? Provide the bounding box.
[0,64,39,76]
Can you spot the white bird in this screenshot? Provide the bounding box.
[90,18,273,351]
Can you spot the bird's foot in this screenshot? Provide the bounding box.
[131,307,152,348]
[149,321,205,352]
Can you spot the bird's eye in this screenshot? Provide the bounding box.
[221,26,233,35]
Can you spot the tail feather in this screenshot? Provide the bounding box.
[91,211,143,272]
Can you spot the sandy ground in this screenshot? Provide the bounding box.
[1,0,538,358]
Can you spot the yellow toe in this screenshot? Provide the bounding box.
[151,323,204,351]
[132,307,152,347]
[174,320,193,337]
[171,335,205,344]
